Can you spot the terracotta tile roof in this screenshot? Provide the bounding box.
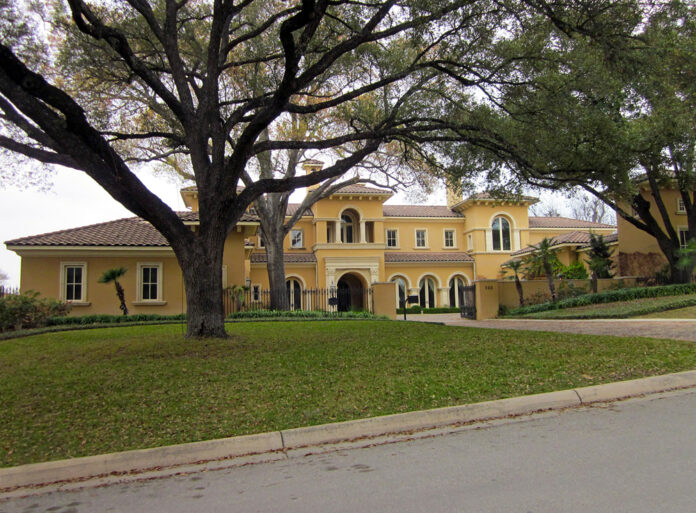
[528,216,615,229]
[383,205,462,217]
[250,252,316,263]
[511,231,618,257]
[332,184,393,195]
[467,192,538,202]
[286,204,313,216]
[6,211,259,247]
[385,252,474,263]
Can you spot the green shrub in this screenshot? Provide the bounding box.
[506,283,696,316]
[557,262,589,280]
[396,306,459,314]
[525,290,552,306]
[0,291,71,332]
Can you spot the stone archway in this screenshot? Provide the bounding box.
[336,272,365,312]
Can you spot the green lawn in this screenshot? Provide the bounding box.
[510,294,696,319]
[2,321,695,467]
[639,305,696,319]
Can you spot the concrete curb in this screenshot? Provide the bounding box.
[3,370,696,492]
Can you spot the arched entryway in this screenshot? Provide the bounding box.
[336,273,365,312]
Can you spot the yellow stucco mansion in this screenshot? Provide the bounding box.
[6,169,616,316]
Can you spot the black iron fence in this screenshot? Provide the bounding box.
[223,287,374,316]
[459,285,476,319]
[0,285,19,298]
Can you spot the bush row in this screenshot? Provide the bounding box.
[226,309,379,319]
[506,283,696,316]
[523,296,696,320]
[46,313,186,326]
[396,306,460,314]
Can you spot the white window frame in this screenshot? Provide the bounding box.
[257,235,265,248]
[415,229,428,249]
[137,262,163,302]
[443,229,456,248]
[491,216,512,251]
[677,198,686,214]
[290,229,304,249]
[386,228,399,248]
[60,262,87,303]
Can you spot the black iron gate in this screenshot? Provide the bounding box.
[459,285,476,319]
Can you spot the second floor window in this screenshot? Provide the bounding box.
[341,214,355,243]
[492,216,511,251]
[416,229,427,248]
[386,229,398,248]
[444,230,455,248]
[290,229,303,248]
[677,198,686,214]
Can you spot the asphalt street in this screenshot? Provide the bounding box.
[3,388,696,513]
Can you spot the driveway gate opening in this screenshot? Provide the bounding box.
[459,285,476,319]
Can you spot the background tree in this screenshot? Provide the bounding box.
[98,267,128,315]
[441,1,695,283]
[0,0,516,336]
[571,192,616,225]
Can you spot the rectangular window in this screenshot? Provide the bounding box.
[62,263,86,302]
[386,229,398,248]
[137,263,162,301]
[677,198,686,214]
[290,229,303,248]
[444,230,455,248]
[680,228,690,248]
[415,229,427,248]
[258,236,265,248]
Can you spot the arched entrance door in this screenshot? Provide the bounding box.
[336,273,365,312]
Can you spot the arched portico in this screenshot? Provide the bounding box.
[336,272,367,312]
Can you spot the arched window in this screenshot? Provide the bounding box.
[391,276,407,307]
[492,216,511,251]
[449,276,468,307]
[419,277,436,308]
[341,213,356,243]
[286,278,302,310]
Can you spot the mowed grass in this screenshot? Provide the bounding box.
[640,305,696,319]
[512,294,696,319]
[2,321,696,467]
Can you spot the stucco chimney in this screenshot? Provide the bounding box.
[302,159,324,191]
[446,180,462,209]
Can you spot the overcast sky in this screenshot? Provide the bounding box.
[0,166,569,288]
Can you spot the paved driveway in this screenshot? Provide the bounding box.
[401,313,696,342]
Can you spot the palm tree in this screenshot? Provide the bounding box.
[98,267,128,315]
[526,238,559,302]
[502,260,525,307]
[586,234,614,293]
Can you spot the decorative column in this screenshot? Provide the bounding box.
[439,287,450,308]
[335,219,341,243]
[360,220,367,243]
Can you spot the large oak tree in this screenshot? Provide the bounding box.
[0,0,519,336]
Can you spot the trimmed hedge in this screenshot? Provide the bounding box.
[506,283,696,316]
[46,313,186,326]
[521,296,696,319]
[396,306,460,314]
[227,309,381,319]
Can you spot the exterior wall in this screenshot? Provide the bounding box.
[382,218,467,251]
[19,253,185,316]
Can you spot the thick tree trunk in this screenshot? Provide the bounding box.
[266,237,289,311]
[177,238,227,338]
[591,272,598,294]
